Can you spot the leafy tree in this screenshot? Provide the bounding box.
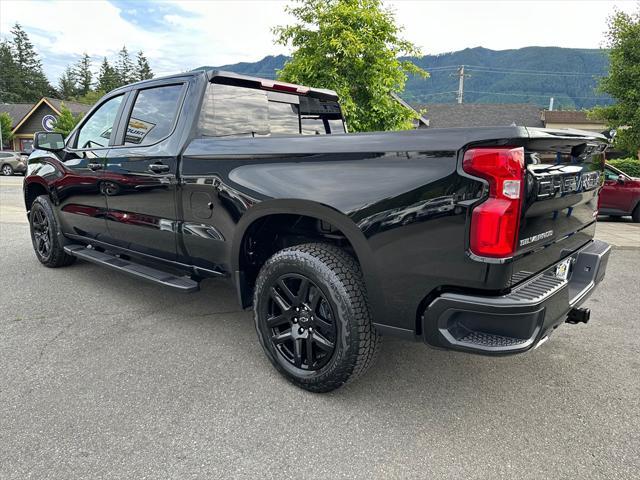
[75,53,93,96]
[0,112,15,148]
[592,8,640,158]
[135,51,154,81]
[115,46,134,85]
[8,23,54,101]
[96,57,119,92]
[273,0,428,132]
[52,103,82,137]
[58,66,78,100]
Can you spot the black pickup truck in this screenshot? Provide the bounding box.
[25,70,611,392]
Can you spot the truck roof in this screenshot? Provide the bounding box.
[119,69,339,101]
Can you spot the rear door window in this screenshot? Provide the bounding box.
[124,84,184,146]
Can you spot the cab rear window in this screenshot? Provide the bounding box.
[198,83,344,138]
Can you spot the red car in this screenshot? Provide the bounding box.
[599,163,640,222]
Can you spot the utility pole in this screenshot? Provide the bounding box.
[456,65,469,104]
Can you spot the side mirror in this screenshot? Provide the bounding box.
[617,174,626,184]
[34,131,65,152]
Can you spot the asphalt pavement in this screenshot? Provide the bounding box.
[1,175,639,479]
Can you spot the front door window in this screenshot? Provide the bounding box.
[76,95,124,149]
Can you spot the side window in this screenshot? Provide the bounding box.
[199,83,269,137]
[604,168,620,181]
[124,84,184,145]
[76,95,124,149]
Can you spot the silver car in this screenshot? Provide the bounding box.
[0,151,27,176]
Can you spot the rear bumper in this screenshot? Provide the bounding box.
[421,239,611,355]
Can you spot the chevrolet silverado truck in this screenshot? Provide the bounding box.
[24,70,611,392]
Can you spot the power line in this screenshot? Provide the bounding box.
[465,90,609,100]
[423,64,606,76]
[415,90,458,97]
[465,69,604,78]
[460,64,606,76]
[421,66,459,71]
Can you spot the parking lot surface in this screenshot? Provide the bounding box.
[1,176,639,479]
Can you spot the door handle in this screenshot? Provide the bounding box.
[87,162,103,171]
[148,163,170,174]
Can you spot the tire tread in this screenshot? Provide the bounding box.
[254,242,381,392]
[30,195,76,268]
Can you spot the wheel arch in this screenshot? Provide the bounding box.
[230,199,383,313]
[24,179,50,214]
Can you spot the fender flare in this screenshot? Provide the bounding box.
[23,177,51,211]
[229,199,386,321]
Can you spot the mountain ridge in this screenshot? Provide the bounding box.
[199,46,611,109]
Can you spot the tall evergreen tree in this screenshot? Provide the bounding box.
[135,51,153,81]
[58,66,78,100]
[96,57,119,92]
[115,46,134,86]
[9,23,54,101]
[0,41,21,102]
[74,53,93,96]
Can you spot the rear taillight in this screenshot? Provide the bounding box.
[463,147,525,258]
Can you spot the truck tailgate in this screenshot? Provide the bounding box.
[511,129,607,284]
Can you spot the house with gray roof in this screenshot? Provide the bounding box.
[1,97,91,152]
[417,103,544,129]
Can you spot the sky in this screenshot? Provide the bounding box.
[0,0,638,83]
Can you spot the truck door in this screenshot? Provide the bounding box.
[103,82,186,261]
[56,93,126,242]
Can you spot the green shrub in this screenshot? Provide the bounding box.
[608,158,640,177]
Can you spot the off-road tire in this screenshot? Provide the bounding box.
[254,243,381,393]
[29,195,76,268]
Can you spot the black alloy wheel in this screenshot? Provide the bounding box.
[267,273,337,371]
[31,205,52,259]
[254,243,381,392]
[29,195,76,268]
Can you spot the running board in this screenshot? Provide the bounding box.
[64,244,199,293]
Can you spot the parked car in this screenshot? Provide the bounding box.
[23,71,610,392]
[0,151,27,175]
[599,162,640,222]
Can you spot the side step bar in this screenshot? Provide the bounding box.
[64,244,199,293]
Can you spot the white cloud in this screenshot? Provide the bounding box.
[388,0,639,54]
[0,0,637,84]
